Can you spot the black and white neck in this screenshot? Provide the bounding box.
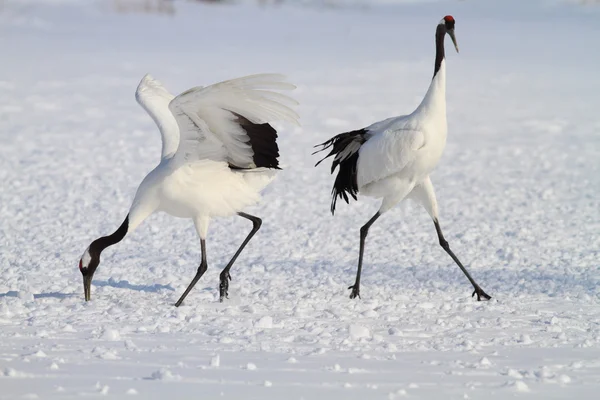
[79,215,129,301]
[92,216,129,254]
[416,16,458,115]
[434,24,447,77]
[434,15,457,78]
[80,215,129,272]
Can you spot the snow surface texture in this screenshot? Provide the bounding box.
[1,1,599,399]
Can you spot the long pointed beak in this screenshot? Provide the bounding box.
[83,275,92,301]
[448,29,459,53]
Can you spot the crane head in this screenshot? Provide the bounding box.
[441,15,459,53]
[79,245,99,302]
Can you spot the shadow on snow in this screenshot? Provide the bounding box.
[93,277,175,292]
[0,279,173,299]
[0,291,78,299]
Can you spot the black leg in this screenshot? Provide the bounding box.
[349,212,381,299]
[219,212,262,302]
[434,220,491,301]
[175,239,208,307]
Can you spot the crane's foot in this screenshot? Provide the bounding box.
[219,271,232,303]
[472,285,491,301]
[348,284,361,299]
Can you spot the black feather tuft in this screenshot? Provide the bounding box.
[234,113,281,169]
[314,129,368,215]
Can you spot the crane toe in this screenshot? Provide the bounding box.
[348,285,361,299]
[219,272,232,302]
[472,286,492,301]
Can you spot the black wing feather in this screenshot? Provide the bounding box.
[232,113,281,169]
[314,129,368,214]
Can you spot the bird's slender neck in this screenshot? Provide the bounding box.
[90,215,129,256]
[434,24,446,78]
[416,24,447,116]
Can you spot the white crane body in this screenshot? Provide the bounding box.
[315,16,491,301]
[79,73,298,305]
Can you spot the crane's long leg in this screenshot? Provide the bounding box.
[175,239,208,307]
[434,220,491,301]
[349,212,381,299]
[219,212,262,302]
[410,177,491,300]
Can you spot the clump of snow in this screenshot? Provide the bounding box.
[157,325,170,333]
[210,354,220,368]
[3,368,30,377]
[245,363,257,371]
[349,324,371,339]
[559,374,572,384]
[255,316,273,329]
[124,340,138,351]
[93,382,109,395]
[388,389,408,398]
[100,329,121,341]
[505,380,530,392]
[535,366,555,379]
[505,369,523,379]
[126,388,138,395]
[518,334,533,344]
[264,380,272,387]
[62,324,76,332]
[348,367,367,374]
[32,350,47,358]
[148,369,181,381]
[388,328,402,336]
[385,343,398,352]
[92,347,119,360]
[479,357,492,367]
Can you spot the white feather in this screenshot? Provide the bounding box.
[169,74,299,168]
[357,61,447,213]
[127,73,298,235]
[135,74,179,159]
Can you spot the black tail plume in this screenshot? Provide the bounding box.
[314,129,368,214]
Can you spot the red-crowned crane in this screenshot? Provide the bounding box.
[79,74,299,306]
[315,16,491,301]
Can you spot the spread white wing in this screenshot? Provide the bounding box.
[135,74,179,159]
[168,74,299,168]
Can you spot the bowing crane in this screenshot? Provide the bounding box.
[79,73,298,306]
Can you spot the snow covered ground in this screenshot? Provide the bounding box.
[1,0,599,398]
